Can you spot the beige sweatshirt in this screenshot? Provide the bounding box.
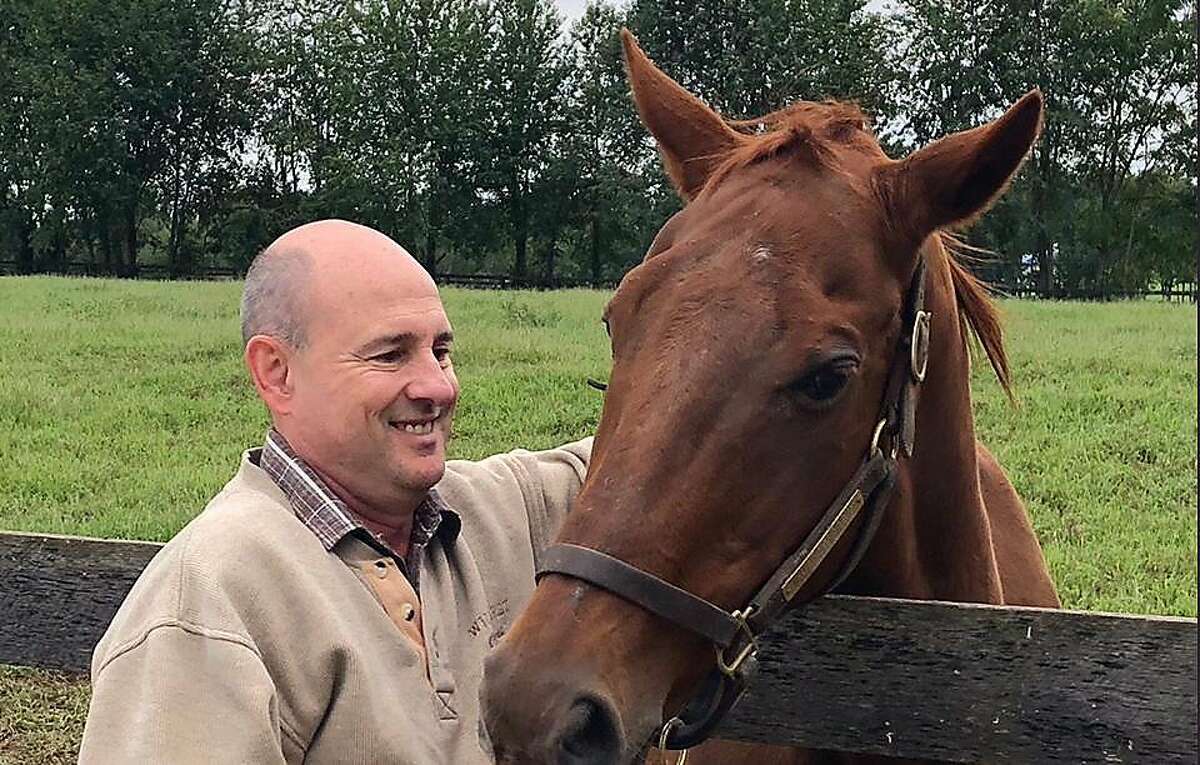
[79,439,592,764]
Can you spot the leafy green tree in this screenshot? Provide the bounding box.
[895,0,1195,296]
[153,0,263,275]
[558,2,663,282]
[478,0,572,279]
[626,0,895,119]
[1,0,1189,294]
[0,2,39,272]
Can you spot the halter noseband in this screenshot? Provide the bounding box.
[537,259,932,754]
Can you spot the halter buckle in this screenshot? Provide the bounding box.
[869,418,897,460]
[910,310,931,383]
[715,609,757,677]
[659,718,690,762]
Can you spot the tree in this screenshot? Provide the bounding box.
[895,0,1195,296]
[478,0,572,280]
[152,0,263,275]
[558,2,664,283]
[0,2,40,272]
[626,0,895,120]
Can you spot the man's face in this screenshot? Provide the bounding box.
[284,261,459,509]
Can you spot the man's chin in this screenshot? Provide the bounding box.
[385,428,451,484]
[396,456,447,492]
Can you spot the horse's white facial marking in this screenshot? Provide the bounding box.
[751,245,772,263]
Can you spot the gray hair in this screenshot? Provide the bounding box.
[239,247,313,348]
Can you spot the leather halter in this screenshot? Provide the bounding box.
[537,259,932,753]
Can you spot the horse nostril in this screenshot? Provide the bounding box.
[554,696,622,765]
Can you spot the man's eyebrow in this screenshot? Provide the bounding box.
[359,331,454,354]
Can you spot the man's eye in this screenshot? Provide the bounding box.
[434,346,453,365]
[373,350,405,363]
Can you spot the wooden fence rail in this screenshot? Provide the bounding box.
[1,530,1195,762]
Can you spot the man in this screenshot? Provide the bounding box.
[79,220,592,763]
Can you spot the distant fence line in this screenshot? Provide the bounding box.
[1,260,1196,301]
[0,260,239,281]
[0,259,617,290]
[996,283,1199,303]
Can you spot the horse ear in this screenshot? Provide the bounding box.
[621,29,741,201]
[880,90,1043,240]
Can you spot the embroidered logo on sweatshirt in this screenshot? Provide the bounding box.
[467,599,511,647]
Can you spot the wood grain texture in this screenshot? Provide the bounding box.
[721,596,1198,763]
[1,531,1195,762]
[0,531,162,673]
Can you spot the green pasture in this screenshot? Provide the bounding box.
[0,275,1196,763]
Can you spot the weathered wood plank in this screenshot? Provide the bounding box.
[0,531,163,673]
[722,597,1198,763]
[1,531,1196,762]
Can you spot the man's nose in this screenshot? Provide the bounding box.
[405,352,457,406]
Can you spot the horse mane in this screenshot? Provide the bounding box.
[696,99,1013,399]
[939,233,1014,401]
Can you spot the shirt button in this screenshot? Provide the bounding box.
[400,603,416,621]
[373,560,388,578]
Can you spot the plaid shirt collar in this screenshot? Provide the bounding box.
[257,428,460,564]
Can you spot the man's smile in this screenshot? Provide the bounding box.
[391,419,436,435]
[388,408,446,436]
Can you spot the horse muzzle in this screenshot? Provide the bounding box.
[481,641,630,765]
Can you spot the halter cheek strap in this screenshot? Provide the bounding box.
[537,258,931,753]
[538,544,743,648]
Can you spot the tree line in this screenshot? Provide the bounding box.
[0,0,1194,296]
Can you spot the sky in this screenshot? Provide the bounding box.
[554,0,595,25]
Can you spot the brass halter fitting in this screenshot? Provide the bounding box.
[910,310,932,383]
[869,418,896,460]
[715,608,757,677]
[658,718,690,764]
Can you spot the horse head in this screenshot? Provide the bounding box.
[483,30,1042,765]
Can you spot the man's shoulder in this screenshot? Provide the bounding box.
[94,455,323,672]
[435,438,592,553]
[435,451,530,527]
[438,438,590,506]
[440,437,592,488]
[178,453,318,563]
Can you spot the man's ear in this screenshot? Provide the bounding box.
[878,89,1043,242]
[621,28,742,200]
[244,335,294,416]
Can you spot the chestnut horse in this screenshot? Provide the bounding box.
[483,30,1059,765]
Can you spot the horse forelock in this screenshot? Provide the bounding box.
[701,101,877,196]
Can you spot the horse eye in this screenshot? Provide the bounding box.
[791,360,856,404]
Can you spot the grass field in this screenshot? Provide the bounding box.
[0,275,1196,762]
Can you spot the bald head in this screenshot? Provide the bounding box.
[240,220,435,347]
[241,220,459,517]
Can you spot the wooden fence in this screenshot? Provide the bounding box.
[1,530,1195,762]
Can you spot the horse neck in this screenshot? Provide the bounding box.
[848,247,1004,603]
